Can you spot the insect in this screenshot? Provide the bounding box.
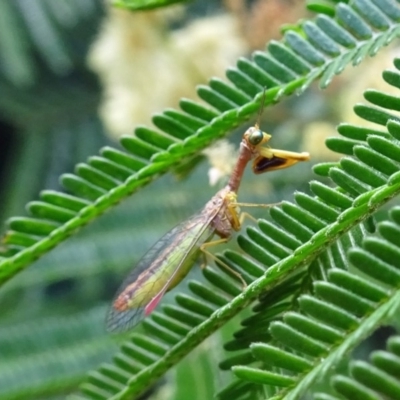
[106,125,310,332]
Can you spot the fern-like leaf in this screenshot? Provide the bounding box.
[246,208,400,400]
[317,334,400,399]
[216,61,400,399]
[74,53,400,400]
[113,0,191,11]
[1,0,400,291]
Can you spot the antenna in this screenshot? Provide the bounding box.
[256,87,267,129]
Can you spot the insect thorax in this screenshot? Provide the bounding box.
[211,189,240,239]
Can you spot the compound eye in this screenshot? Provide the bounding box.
[248,129,264,145]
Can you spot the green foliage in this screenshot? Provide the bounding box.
[0,307,118,400]
[113,0,192,11]
[2,0,400,285]
[1,0,400,399]
[313,334,400,399]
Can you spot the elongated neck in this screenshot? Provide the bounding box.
[227,142,252,193]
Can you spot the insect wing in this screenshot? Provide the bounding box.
[106,207,220,332]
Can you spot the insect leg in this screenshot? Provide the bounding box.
[227,201,281,225]
[200,239,247,289]
[254,148,310,173]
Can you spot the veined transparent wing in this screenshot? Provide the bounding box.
[106,202,223,332]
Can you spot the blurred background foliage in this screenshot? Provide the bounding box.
[0,0,398,399]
